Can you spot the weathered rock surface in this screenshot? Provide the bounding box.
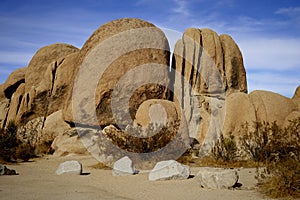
[171,28,247,155]
[112,156,138,176]
[55,160,82,175]
[134,99,180,127]
[6,83,25,124]
[196,167,239,189]
[25,43,78,92]
[0,165,17,175]
[43,110,70,140]
[70,18,170,127]
[292,85,300,111]
[249,90,297,126]
[51,127,91,156]
[220,34,247,95]
[149,160,190,181]
[222,90,298,142]
[3,67,26,99]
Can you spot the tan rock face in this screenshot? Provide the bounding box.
[292,86,300,110]
[17,44,79,125]
[6,83,25,124]
[134,99,180,127]
[219,34,247,95]
[3,67,26,99]
[171,28,247,151]
[222,90,298,139]
[249,90,297,126]
[70,18,170,127]
[0,85,9,129]
[25,43,78,92]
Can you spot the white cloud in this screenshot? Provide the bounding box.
[275,7,300,15]
[247,71,299,97]
[0,51,33,66]
[172,0,190,16]
[237,37,300,71]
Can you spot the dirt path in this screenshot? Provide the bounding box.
[0,155,273,200]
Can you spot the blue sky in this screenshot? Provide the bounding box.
[0,0,299,97]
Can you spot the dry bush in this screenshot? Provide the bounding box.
[0,120,37,162]
[0,121,19,161]
[245,118,300,199]
[211,132,238,163]
[104,121,182,153]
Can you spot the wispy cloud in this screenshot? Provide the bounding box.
[0,51,33,66]
[275,7,300,15]
[172,0,190,16]
[238,37,300,71]
[247,71,299,97]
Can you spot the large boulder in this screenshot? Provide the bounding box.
[196,167,239,189]
[68,18,170,127]
[292,86,300,111]
[16,44,79,125]
[249,90,297,126]
[170,28,247,155]
[134,99,180,127]
[51,127,91,156]
[42,110,71,143]
[0,85,10,129]
[3,67,26,99]
[219,34,247,95]
[222,92,257,136]
[112,156,138,176]
[149,160,190,181]
[6,83,25,124]
[25,43,78,92]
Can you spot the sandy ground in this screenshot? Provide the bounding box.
[0,155,274,200]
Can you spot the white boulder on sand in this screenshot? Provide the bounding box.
[196,167,239,189]
[55,160,82,175]
[149,160,190,181]
[112,156,138,176]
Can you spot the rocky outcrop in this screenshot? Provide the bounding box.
[196,167,239,189]
[134,99,180,127]
[170,28,247,155]
[51,127,91,156]
[3,67,26,99]
[292,86,300,110]
[68,18,170,127]
[219,34,247,95]
[222,90,299,140]
[149,160,190,181]
[6,83,25,124]
[16,44,79,125]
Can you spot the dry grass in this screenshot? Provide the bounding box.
[90,162,112,170]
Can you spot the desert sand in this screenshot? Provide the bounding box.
[0,155,275,200]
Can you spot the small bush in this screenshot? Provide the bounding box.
[0,121,19,161]
[246,118,300,199]
[0,120,37,162]
[16,142,35,162]
[211,132,237,162]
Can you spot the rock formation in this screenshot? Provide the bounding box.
[170,28,247,154]
[1,17,299,164]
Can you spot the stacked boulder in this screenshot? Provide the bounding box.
[1,17,299,164]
